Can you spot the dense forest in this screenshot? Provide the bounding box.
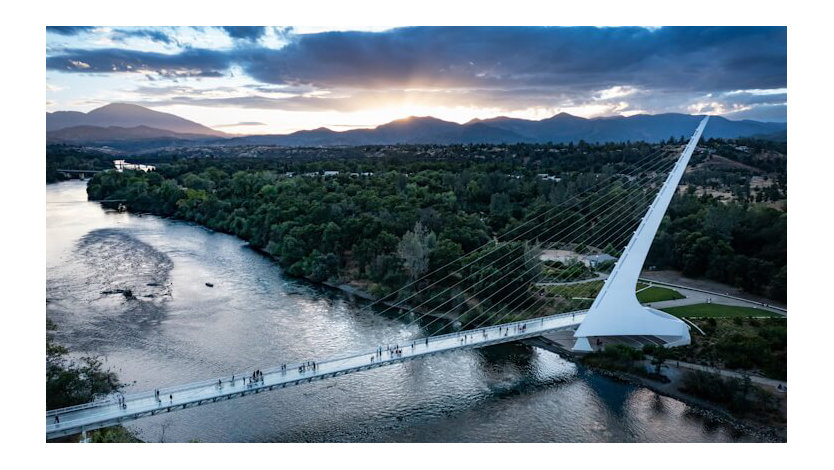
[73,137,785,323]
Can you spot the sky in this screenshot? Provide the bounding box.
[45,26,787,135]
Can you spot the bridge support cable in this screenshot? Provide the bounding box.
[572,117,710,352]
[384,172,672,338]
[460,191,666,331]
[336,146,674,322]
[378,147,677,324]
[436,174,677,333]
[465,120,710,339]
[384,154,675,324]
[392,158,678,335]
[474,123,707,344]
[303,150,678,359]
[401,161,678,334]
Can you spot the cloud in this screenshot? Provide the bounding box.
[46,48,230,77]
[721,103,787,122]
[237,26,787,93]
[46,27,786,94]
[112,28,179,46]
[46,27,787,121]
[220,26,267,41]
[46,26,96,36]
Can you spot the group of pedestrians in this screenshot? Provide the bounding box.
[387,344,403,358]
[298,361,316,374]
[370,344,407,363]
[249,369,264,386]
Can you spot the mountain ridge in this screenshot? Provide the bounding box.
[45,103,787,147]
[46,103,228,137]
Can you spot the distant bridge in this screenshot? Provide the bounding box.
[56,169,102,179]
[46,118,710,440]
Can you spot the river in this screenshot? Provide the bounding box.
[46,180,758,442]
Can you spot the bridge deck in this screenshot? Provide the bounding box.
[46,311,586,439]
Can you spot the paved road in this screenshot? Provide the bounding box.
[46,310,587,439]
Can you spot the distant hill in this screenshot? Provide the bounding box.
[46,103,227,137]
[46,125,217,143]
[44,104,787,148]
[226,113,786,147]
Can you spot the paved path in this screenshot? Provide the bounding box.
[641,271,787,311]
[46,310,587,439]
[656,358,787,389]
[638,279,786,315]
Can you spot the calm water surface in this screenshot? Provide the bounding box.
[46,180,756,442]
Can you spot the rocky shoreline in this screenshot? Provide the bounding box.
[585,366,786,442]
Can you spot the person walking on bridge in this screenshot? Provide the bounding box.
[54,415,59,425]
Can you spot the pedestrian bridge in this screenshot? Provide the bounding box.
[46,311,586,439]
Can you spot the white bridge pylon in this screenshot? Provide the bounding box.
[572,117,710,352]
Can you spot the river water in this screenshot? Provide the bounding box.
[46,180,758,442]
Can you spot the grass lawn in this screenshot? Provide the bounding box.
[636,286,685,303]
[544,281,680,303]
[662,303,781,318]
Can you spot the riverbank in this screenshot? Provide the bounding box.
[523,335,785,441]
[581,363,786,442]
[247,244,460,323]
[48,426,144,443]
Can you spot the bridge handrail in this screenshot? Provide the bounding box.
[46,309,588,417]
[46,396,117,416]
[296,309,586,369]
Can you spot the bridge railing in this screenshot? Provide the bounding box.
[47,309,587,418]
[46,396,118,416]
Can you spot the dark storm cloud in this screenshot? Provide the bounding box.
[46,26,96,36]
[46,48,231,77]
[220,26,268,41]
[46,27,786,94]
[112,28,179,46]
[238,26,786,92]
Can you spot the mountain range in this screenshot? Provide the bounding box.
[46,103,787,148]
[47,103,227,138]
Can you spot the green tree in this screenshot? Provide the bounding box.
[397,222,437,281]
